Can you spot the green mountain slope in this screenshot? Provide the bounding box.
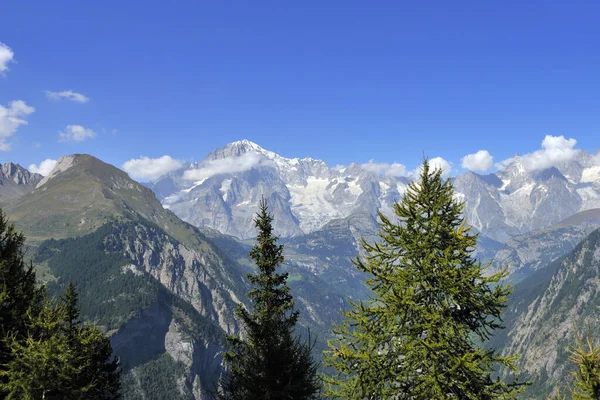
[4,153,362,397]
[3,154,252,399]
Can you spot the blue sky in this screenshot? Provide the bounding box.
[1,1,599,179]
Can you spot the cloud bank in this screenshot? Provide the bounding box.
[461,150,493,172]
[0,100,35,151]
[59,125,96,142]
[45,90,89,103]
[0,42,14,75]
[183,152,272,181]
[29,159,58,176]
[361,160,407,177]
[122,155,184,181]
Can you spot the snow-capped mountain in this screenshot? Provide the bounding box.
[455,153,600,242]
[147,140,600,242]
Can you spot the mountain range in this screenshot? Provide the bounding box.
[148,140,600,245]
[1,154,352,399]
[3,141,600,398]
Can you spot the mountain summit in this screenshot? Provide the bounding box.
[147,140,405,239]
[148,141,600,242]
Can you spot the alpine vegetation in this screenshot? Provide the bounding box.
[324,160,525,399]
[217,199,321,400]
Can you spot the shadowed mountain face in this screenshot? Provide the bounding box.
[148,141,600,244]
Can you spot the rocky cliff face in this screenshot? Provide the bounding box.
[112,296,224,399]
[490,228,600,398]
[102,222,244,335]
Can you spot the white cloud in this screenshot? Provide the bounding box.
[430,157,452,177]
[45,90,89,103]
[183,152,272,181]
[409,157,452,179]
[29,159,58,176]
[0,42,14,75]
[0,100,35,151]
[496,135,580,172]
[122,155,184,181]
[461,150,494,172]
[361,160,406,177]
[58,125,96,142]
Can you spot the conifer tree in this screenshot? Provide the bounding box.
[218,198,320,400]
[0,295,82,399]
[62,281,80,335]
[325,160,524,399]
[1,284,121,399]
[60,281,121,399]
[0,209,40,365]
[565,325,600,400]
[0,208,120,399]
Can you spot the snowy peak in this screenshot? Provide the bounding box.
[207,139,276,160]
[147,140,409,238]
[146,141,600,242]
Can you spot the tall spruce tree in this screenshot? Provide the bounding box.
[325,160,524,399]
[218,199,320,400]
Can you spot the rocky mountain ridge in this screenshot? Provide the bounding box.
[148,140,600,243]
[0,161,43,205]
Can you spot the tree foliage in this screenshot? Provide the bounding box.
[0,209,40,366]
[0,209,120,399]
[218,199,321,399]
[325,160,524,399]
[556,325,600,400]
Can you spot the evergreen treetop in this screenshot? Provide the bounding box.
[325,160,524,399]
[218,198,320,400]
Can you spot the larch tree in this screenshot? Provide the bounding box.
[325,160,524,399]
[564,325,600,400]
[218,198,320,400]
